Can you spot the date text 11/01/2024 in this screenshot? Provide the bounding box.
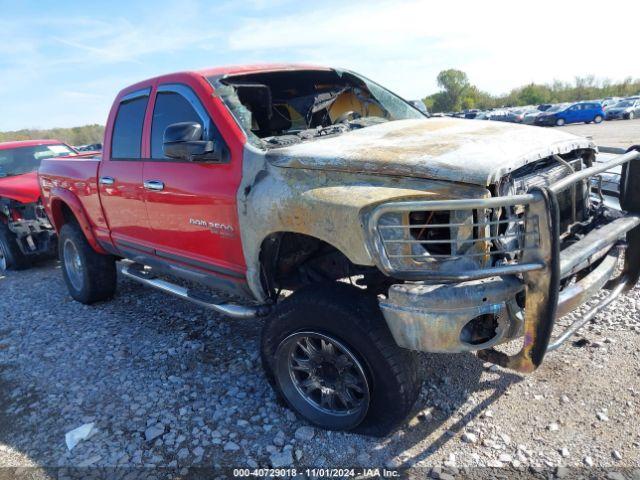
[233,468,400,477]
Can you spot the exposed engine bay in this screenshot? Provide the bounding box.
[0,197,56,258]
[211,69,425,147]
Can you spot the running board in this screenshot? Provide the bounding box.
[119,263,267,319]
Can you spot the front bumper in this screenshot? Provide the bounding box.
[535,117,556,126]
[374,149,640,373]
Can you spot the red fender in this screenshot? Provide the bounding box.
[48,187,108,255]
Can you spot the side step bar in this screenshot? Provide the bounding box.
[120,263,268,319]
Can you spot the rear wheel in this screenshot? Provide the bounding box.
[594,115,603,124]
[0,223,29,271]
[59,222,117,304]
[555,118,565,126]
[261,283,421,436]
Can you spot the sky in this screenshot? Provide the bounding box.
[1,0,638,131]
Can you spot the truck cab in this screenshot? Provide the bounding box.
[38,65,640,435]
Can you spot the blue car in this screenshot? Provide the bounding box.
[535,102,605,126]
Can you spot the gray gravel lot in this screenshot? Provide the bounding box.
[1,120,640,479]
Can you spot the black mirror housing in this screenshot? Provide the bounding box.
[163,122,222,162]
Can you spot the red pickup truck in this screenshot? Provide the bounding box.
[0,139,83,270]
[39,64,640,435]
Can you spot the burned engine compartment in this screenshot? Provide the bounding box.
[210,69,424,148]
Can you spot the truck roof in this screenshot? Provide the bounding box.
[121,64,331,93]
[196,63,331,78]
[0,139,64,150]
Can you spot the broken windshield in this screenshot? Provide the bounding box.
[208,69,424,148]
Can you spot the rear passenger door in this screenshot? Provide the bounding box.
[99,88,155,253]
[142,83,245,279]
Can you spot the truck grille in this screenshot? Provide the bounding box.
[375,200,538,276]
[368,155,593,281]
[512,157,588,233]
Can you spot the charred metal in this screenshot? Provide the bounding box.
[259,232,391,301]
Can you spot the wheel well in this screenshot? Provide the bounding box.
[258,232,390,301]
[50,200,78,230]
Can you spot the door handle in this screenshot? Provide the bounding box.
[99,176,115,186]
[143,180,165,191]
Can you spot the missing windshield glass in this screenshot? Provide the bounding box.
[210,69,424,148]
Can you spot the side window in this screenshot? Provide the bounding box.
[151,91,205,159]
[111,95,148,159]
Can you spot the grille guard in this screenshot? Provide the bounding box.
[368,148,640,373]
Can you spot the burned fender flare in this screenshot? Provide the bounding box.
[47,188,108,255]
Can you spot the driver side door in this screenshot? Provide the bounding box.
[142,82,245,279]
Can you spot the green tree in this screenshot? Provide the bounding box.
[0,124,105,145]
[425,70,640,113]
[516,84,552,105]
[436,69,471,112]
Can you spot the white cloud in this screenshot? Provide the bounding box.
[227,0,640,98]
[1,0,639,130]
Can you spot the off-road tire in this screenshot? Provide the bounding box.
[555,118,565,126]
[59,222,117,304]
[0,223,29,271]
[261,283,421,436]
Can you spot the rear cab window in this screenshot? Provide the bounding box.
[111,89,150,159]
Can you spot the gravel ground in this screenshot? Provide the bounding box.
[1,260,639,478]
[1,120,640,478]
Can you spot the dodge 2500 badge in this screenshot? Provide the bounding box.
[38,64,640,435]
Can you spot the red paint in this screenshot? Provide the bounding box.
[0,139,83,204]
[0,139,63,151]
[0,172,41,203]
[48,186,108,254]
[39,65,300,282]
[140,73,245,275]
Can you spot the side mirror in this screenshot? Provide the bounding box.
[163,122,222,162]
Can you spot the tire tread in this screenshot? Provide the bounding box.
[59,222,116,304]
[261,282,421,436]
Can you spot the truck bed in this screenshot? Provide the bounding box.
[38,154,104,240]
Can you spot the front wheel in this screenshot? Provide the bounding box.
[555,118,566,126]
[628,112,635,120]
[594,115,603,124]
[0,223,29,271]
[59,222,117,304]
[261,283,421,436]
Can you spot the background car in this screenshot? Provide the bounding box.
[535,102,604,126]
[605,99,640,120]
[522,107,544,124]
[601,97,621,111]
[74,143,103,152]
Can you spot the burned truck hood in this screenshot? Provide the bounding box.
[267,118,594,186]
[0,171,41,204]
